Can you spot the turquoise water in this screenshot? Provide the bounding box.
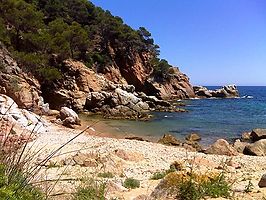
[85,86,266,145]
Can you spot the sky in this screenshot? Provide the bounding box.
[91,0,266,86]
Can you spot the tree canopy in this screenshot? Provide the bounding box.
[0,0,170,82]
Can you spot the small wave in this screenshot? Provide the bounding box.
[241,95,254,99]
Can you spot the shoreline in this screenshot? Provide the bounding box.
[27,120,266,200]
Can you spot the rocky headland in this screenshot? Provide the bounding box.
[0,0,254,199]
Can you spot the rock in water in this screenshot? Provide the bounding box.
[194,84,239,98]
[185,132,201,142]
[258,174,266,188]
[243,139,266,156]
[205,139,238,156]
[250,129,266,142]
[193,86,212,98]
[158,134,181,146]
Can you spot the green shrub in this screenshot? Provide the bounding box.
[38,67,62,81]
[74,178,106,200]
[164,172,231,200]
[0,164,44,200]
[97,172,114,178]
[150,168,176,180]
[123,178,140,189]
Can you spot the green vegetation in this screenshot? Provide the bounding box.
[97,172,114,178]
[0,164,44,200]
[123,178,140,189]
[0,0,171,83]
[74,178,106,200]
[0,120,44,200]
[164,172,231,200]
[150,168,176,180]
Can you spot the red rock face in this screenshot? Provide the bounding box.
[101,46,195,99]
[103,50,153,91]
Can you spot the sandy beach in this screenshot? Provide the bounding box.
[25,117,266,200]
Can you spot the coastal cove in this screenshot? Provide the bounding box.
[81,86,266,146]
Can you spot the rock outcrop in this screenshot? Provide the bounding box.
[0,42,196,120]
[101,45,153,90]
[85,88,150,119]
[144,67,195,100]
[0,42,42,110]
[100,46,195,100]
[85,87,184,119]
[194,84,239,98]
[42,60,110,111]
[0,94,47,133]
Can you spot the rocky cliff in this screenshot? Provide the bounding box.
[96,45,195,100]
[0,40,196,120]
[0,43,42,111]
[144,67,195,100]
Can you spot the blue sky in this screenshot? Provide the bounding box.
[91,0,266,86]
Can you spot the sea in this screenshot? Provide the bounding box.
[83,86,266,146]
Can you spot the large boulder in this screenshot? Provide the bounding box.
[233,139,249,154]
[243,139,266,156]
[60,107,81,127]
[185,132,201,142]
[250,129,266,142]
[0,94,47,133]
[205,139,238,156]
